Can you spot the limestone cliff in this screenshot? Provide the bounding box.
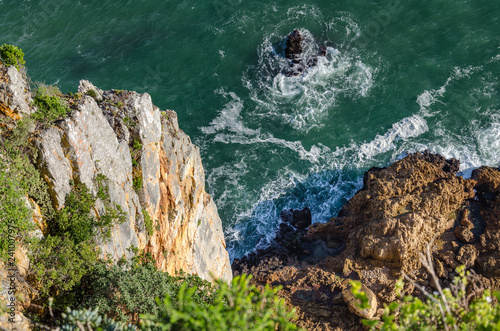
[0,66,231,283]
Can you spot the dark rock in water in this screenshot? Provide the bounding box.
[319,44,327,56]
[280,207,312,230]
[285,29,303,59]
[282,29,328,77]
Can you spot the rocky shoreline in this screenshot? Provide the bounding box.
[2,58,500,330]
[233,151,500,330]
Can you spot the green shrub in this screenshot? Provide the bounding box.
[123,116,134,128]
[0,44,25,69]
[85,89,97,99]
[29,235,98,301]
[141,274,299,331]
[133,139,142,151]
[60,306,137,331]
[0,157,34,260]
[143,210,154,236]
[133,176,143,191]
[52,182,96,244]
[0,117,51,261]
[352,266,500,330]
[32,84,69,123]
[28,177,128,312]
[74,259,218,325]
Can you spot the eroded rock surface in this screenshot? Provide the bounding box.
[233,152,500,330]
[35,80,232,282]
[0,65,33,119]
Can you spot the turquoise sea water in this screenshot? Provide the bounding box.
[1,0,499,260]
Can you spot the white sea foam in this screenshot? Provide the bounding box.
[358,115,428,159]
[244,24,374,131]
[201,90,259,136]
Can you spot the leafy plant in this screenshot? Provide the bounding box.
[28,177,128,313]
[85,89,97,99]
[0,117,52,261]
[60,306,138,331]
[356,267,500,330]
[74,259,218,325]
[133,176,143,192]
[123,116,134,128]
[0,157,33,260]
[141,274,300,331]
[29,235,98,300]
[32,84,69,123]
[352,244,500,331]
[0,44,25,69]
[133,139,142,151]
[143,210,154,236]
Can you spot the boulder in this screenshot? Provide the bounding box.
[342,283,378,319]
[280,207,312,230]
[282,29,328,77]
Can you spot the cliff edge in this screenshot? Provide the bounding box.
[0,63,232,329]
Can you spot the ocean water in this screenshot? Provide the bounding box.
[1,0,499,260]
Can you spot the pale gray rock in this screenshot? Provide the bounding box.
[0,65,33,118]
[78,80,104,102]
[342,283,378,320]
[33,80,231,282]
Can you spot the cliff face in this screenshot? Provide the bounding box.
[233,152,500,330]
[35,80,232,282]
[0,69,231,283]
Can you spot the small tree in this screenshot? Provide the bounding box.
[0,44,25,70]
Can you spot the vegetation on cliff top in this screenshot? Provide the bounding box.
[0,46,300,330]
[0,43,25,69]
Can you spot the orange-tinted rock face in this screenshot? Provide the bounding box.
[309,152,475,273]
[144,112,231,281]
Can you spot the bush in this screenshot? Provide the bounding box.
[32,84,69,123]
[29,235,98,300]
[0,44,25,69]
[141,274,299,331]
[143,210,154,236]
[74,259,218,325]
[352,266,500,330]
[28,177,129,312]
[0,117,51,261]
[60,306,137,331]
[0,157,33,260]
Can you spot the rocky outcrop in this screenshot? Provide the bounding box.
[282,29,327,77]
[0,65,33,120]
[32,79,231,282]
[233,151,500,330]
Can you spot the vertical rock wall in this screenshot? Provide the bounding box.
[34,80,232,282]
